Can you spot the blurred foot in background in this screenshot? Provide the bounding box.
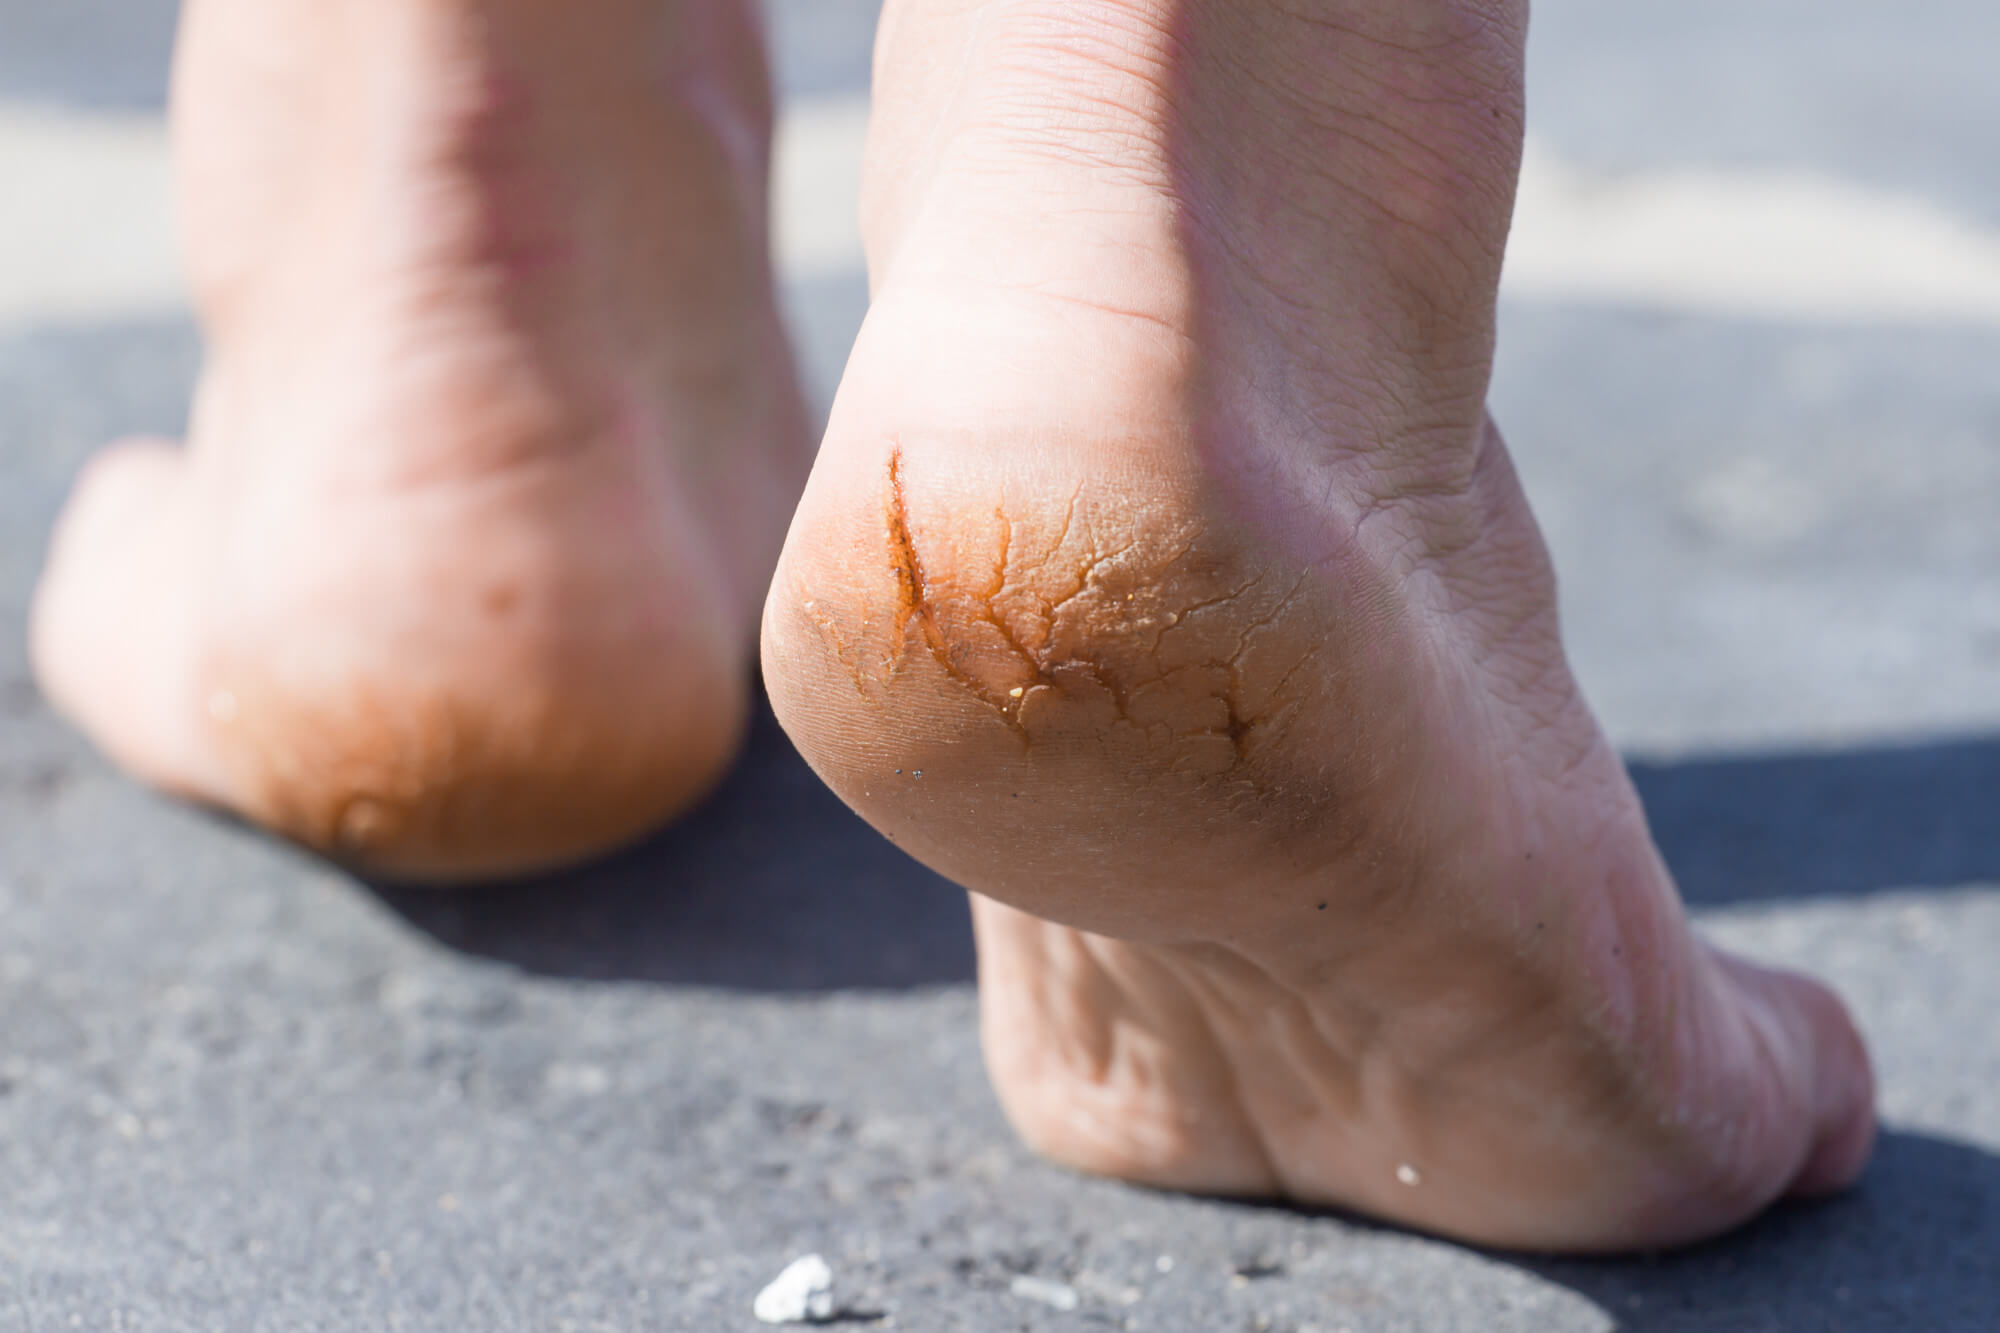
[31,0,812,880]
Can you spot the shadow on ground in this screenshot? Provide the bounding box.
[1530,1129,2000,1331]
[370,710,2000,994]
[369,695,977,992]
[1632,735,2000,908]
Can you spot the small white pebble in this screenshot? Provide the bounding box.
[1155,1255,1175,1274]
[1010,1276,1080,1312]
[1009,686,1025,699]
[754,1254,835,1325]
[543,1062,611,1097]
[1396,1163,1423,1187]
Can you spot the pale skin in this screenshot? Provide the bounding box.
[30,0,1876,1251]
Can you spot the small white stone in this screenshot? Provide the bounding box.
[754,1254,836,1325]
[543,1062,612,1097]
[1395,1163,1423,1187]
[1010,1275,1080,1312]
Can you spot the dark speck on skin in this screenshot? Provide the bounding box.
[1317,902,1327,912]
[913,770,923,779]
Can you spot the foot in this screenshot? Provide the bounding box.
[31,0,812,880]
[763,0,1875,1250]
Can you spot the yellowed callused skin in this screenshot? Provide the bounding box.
[204,609,747,882]
[775,435,1426,941]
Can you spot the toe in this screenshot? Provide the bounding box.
[1773,967,1878,1198]
[1716,952,1878,1206]
[30,437,228,802]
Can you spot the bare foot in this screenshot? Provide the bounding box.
[31,0,811,881]
[763,0,1875,1250]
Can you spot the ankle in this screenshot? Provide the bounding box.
[866,0,1525,459]
[176,0,778,322]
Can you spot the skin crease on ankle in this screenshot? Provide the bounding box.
[764,0,1875,1251]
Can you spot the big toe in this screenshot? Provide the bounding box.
[1776,969,1877,1198]
[31,437,225,800]
[1719,951,1878,1204]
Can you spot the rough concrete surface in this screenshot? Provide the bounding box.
[3,2,1997,1331]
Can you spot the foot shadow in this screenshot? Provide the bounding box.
[1528,1129,2000,1330]
[370,728,2000,995]
[366,694,975,993]
[367,728,2000,994]
[1632,734,2000,907]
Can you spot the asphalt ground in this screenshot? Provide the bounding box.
[2,2,1997,1329]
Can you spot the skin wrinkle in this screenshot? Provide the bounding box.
[1024,927,1159,1150]
[984,278,1195,350]
[990,0,1191,129]
[1214,350,1469,528]
[795,593,878,703]
[1091,931,1285,1190]
[1230,78,1493,288]
[1187,254,1455,473]
[1167,20,1518,396]
[1166,942,1369,1197]
[1047,921,1122,1088]
[1373,970,1651,1213]
[982,2,1510,436]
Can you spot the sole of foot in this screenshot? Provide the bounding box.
[30,0,812,882]
[764,0,1874,1251]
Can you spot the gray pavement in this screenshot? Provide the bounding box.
[4,3,1998,1331]
[1527,0,2000,226]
